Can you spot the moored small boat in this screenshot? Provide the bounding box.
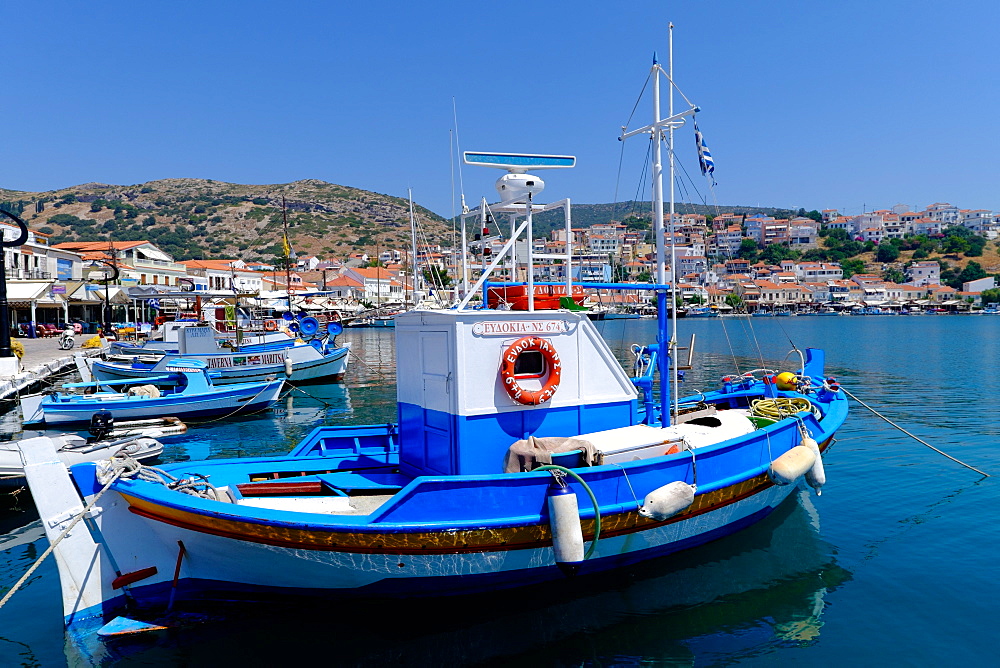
[90,324,349,386]
[21,359,283,426]
[1,432,164,491]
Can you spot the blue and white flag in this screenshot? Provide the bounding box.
[148,299,160,311]
[694,120,716,184]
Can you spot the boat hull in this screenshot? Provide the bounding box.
[63,458,806,622]
[28,381,283,425]
[92,345,350,385]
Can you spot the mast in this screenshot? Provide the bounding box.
[281,197,293,315]
[408,188,419,307]
[651,49,669,428]
[668,22,681,419]
[618,25,699,428]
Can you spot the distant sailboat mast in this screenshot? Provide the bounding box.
[281,196,294,315]
[408,188,419,307]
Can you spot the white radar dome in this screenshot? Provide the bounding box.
[495,173,545,204]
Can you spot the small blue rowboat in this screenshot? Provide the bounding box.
[20,359,284,426]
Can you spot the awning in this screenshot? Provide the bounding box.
[4,281,66,308]
[68,284,131,304]
[6,282,51,299]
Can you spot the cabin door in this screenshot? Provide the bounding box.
[419,330,454,474]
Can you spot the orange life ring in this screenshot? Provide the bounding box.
[264,320,278,331]
[499,336,562,406]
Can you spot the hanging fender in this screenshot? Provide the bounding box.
[547,479,584,576]
[499,336,561,406]
[768,445,817,486]
[802,435,826,495]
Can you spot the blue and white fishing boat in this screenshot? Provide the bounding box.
[20,359,284,426]
[18,40,848,638]
[109,321,297,357]
[89,323,350,386]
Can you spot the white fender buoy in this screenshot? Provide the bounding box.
[802,436,826,495]
[547,481,584,576]
[283,357,294,377]
[638,481,696,521]
[768,445,817,486]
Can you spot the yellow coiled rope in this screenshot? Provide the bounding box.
[750,397,813,420]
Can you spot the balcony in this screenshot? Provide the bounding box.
[133,257,187,271]
[6,269,52,280]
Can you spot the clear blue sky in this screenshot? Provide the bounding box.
[2,1,998,219]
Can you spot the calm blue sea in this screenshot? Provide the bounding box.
[1,317,998,666]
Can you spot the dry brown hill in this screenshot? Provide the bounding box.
[0,179,452,263]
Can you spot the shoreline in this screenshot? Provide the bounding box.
[0,338,101,402]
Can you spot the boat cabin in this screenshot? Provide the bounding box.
[395,309,639,476]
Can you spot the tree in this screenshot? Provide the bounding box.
[840,258,866,279]
[634,271,652,283]
[805,210,823,223]
[876,244,900,263]
[958,261,987,285]
[423,266,453,287]
[725,292,744,311]
[943,235,970,255]
[799,248,828,262]
[759,243,797,265]
[979,288,1000,306]
[737,238,759,260]
[882,268,906,284]
[966,236,986,257]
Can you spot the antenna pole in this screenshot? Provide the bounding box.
[651,48,670,427]
[527,193,534,312]
[453,98,468,214]
[669,22,680,420]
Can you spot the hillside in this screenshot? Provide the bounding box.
[0,179,453,263]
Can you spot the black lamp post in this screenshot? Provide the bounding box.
[0,209,29,358]
[89,259,120,335]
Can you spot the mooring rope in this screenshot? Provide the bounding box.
[841,386,990,477]
[0,449,132,611]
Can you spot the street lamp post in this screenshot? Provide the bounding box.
[89,259,120,335]
[0,209,29,359]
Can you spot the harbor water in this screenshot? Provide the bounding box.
[1,316,998,665]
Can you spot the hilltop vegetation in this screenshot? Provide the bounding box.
[0,179,452,263]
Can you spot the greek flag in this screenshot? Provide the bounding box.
[148,299,160,311]
[694,120,716,184]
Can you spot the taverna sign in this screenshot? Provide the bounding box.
[472,320,570,336]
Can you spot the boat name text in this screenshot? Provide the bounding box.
[472,321,570,336]
[205,353,286,368]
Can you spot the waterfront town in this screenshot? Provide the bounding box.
[2,198,998,336]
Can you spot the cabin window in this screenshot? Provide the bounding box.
[513,350,545,377]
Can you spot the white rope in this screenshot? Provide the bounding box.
[0,447,136,611]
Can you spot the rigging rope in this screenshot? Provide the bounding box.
[840,386,990,477]
[0,442,152,612]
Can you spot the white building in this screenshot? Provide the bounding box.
[906,261,941,286]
